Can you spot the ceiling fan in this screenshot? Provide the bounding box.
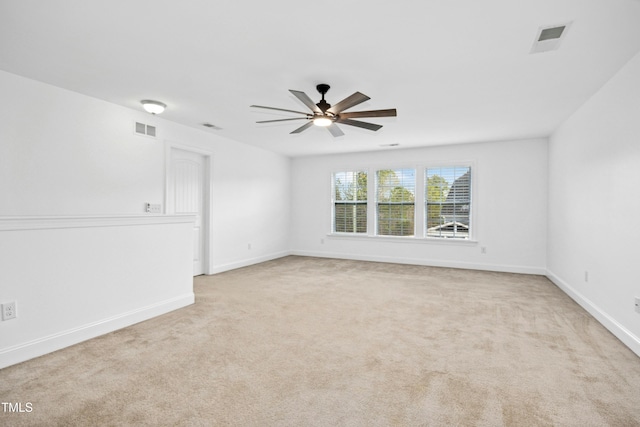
[251,84,397,137]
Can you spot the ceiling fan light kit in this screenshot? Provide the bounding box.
[251,84,396,137]
[313,117,332,127]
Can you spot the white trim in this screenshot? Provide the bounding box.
[329,161,477,240]
[291,250,545,275]
[424,163,476,240]
[165,140,215,275]
[327,232,478,245]
[331,169,369,234]
[546,270,640,358]
[374,166,418,237]
[0,293,194,369]
[163,140,215,157]
[208,251,291,275]
[0,215,194,232]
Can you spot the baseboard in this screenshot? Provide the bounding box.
[547,270,640,358]
[0,293,194,369]
[209,251,291,275]
[291,250,546,275]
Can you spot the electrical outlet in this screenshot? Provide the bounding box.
[248,243,252,250]
[584,271,589,282]
[635,297,640,314]
[481,247,487,254]
[2,301,16,321]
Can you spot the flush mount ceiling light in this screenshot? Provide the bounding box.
[141,100,166,115]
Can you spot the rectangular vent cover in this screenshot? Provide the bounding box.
[531,22,572,54]
[202,123,222,130]
[538,26,565,42]
[134,121,157,138]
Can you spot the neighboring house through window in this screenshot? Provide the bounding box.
[425,166,471,239]
[331,165,472,240]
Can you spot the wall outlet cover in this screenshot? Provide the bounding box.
[2,301,17,321]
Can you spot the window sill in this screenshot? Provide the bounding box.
[327,233,478,246]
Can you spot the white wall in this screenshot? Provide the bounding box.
[547,52,640,355]
[0,69,291,270]
[207,141,291,272]
[0,70,291,367]
[291,138,548,274]
[0,216,195,368]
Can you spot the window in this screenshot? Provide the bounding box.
[333,171,367,233]
[425,166,471,239]
[376,168,415,236]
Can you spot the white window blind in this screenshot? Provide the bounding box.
[376,168,415,236]
[425,166,471,239]
[333,171,367,233]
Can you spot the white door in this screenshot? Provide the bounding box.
[168,148,206,276]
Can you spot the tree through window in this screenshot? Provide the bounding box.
[333,171,367,233]
[376,169,415,236]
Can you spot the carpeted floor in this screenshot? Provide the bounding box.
[1,256,639,426]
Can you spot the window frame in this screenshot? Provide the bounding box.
[331,169,369,235]
[375,167,417,237]
[424,165,473,240]
[328,162,476,244]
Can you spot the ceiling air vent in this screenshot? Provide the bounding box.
[202,123,222,130]
[134,121,157,138]
[530,22,572,54]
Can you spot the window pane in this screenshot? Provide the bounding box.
[333,171,367,233]
[426,166,471,239]
[334,202,367,233]
[376,168,415,236]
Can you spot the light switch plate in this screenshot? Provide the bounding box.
[145,203,162,214]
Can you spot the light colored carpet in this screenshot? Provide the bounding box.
[1,256,639,426]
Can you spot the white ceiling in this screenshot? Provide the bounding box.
[1,0,640,157]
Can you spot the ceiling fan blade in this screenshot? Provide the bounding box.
[250,105,310,115]
[289,90,322,113]
[327,124,344,137]
[290,121,315,134]
[336,118,383,132]
[327,92,370,114]
[256,117,309,124]
[338,109,397,119]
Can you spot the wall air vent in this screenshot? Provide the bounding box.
[134,121,157,138]
[530,22,572,54]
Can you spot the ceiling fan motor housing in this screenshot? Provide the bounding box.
[316,101,331,114]
[316,84,331,113]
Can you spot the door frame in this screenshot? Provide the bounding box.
[164,140,214,275]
